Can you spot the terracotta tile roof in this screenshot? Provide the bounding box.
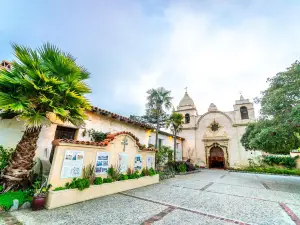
[52,131,158,152]
[91,106,154,129]
[90,106,185,140]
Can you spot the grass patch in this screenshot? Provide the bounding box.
[0,190,32,211]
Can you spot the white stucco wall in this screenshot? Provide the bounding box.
[0,111,182,161]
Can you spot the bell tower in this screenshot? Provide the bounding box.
[175,88,198,129]
[233,95,255,124]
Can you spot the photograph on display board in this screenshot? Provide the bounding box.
[95,152,109,174]
[134,154,142,170]
[61,150,84,178]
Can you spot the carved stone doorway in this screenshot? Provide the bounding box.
[209,147,224,168]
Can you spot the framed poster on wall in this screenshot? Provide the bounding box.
[118,152,128,173]
[146,155,154,169]
[95,152,109,174]
[61,150,84,179]
[134,154,142,170]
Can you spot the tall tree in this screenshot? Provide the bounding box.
[0,43,91,189]
[241,61,300,154]
[166,112,184,161]
[144,87,173,148]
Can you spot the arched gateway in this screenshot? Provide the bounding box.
[209,146,225,168]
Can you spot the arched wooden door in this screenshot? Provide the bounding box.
[209,147,225,168]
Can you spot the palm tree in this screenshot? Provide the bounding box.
[0,43,91,190]
[167,112,184,161]
[144,87,173,148]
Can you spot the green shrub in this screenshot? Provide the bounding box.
[65,178,90,191]
[155,146,173,166]
[65,179,78,189]
[178,163,187,172]
[0,145,14,171]
[141,168,149,176]
[0,185,3,192]
[75,178,90,191]
[53,187,67,191]
[84,129,109,142]
[195,164,200,169]
[108,165,122,181]
[0,191,31,211]
[236,167,300,176]
[263,156,297,169]
[103,178,113,183]
[119,174,129,180]
[149,168,156,176]
[94,177,103,185]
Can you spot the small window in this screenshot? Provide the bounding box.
[54,126,77,139]
[158,138,163,148]
[185,113,190,124]
[240,106,249,120]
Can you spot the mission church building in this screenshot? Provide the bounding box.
[176,90,258,168]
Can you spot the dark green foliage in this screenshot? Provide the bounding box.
[235,167,300,176]
[262,156,298,169]
[119,174,129,180]
[0,190,32,211]
[65,178,90,191]
[74,178,90,191]
[241,61,300,154]
[178,163,187,172]
[53,187,67,191]
[103,178,113,183]
[148,168,156,176]
[126,168,140,179]
[156,146,173,166]
[94,177,103,185]
[0,185,3,192]
[167,161,195,173]
[195,164,200,169]
[85,129,110,142]
[0,145,14,171]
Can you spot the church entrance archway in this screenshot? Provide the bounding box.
[209,147,225,168]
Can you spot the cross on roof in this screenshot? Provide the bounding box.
[121,136,128,152]
[185,87,188,93]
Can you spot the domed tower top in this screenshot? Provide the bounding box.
[178,91,195,108]
[178,87,195,109]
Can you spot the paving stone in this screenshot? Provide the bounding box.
[153,209,233,225]
[205,182,300,205]
[11,194,167,225]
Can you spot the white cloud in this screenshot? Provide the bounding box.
[118,1,300,116]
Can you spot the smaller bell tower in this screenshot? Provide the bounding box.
[233,95,255,124]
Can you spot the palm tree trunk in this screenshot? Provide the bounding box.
[155,122,159,149]
[173,130,177,161]
[2,126,42,190]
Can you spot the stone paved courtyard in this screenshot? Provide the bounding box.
[1,170,300,225]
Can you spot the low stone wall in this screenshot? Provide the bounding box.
[46,174,159,209]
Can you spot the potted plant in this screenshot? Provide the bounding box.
[32,180,52,211]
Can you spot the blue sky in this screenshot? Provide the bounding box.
[1,0,300,117]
